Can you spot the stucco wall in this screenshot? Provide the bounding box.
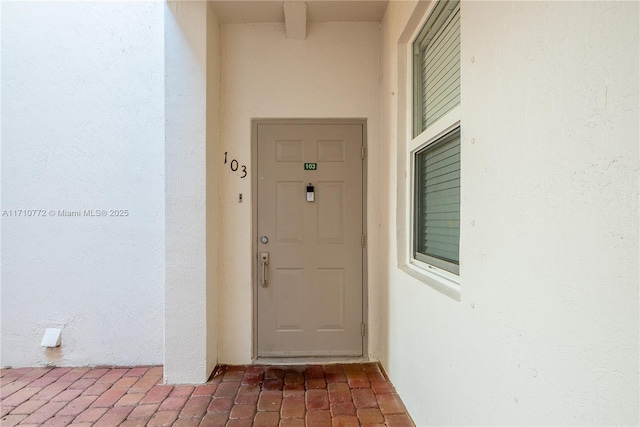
[206,2,222,382]
[1,1,165,367]
[218,21,382,363]
[164,0,220,384]
[381,1,639,425]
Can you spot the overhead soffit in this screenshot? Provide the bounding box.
[208,0,389,24]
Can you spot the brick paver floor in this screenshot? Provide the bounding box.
[0,363,414,426]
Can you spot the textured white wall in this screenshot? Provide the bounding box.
[381,1,639,425]
[1,1,165,367]
[206,2,222,381]
[164,0,220,384]
[219,21,382,363]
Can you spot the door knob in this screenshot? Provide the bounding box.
[260,236,269,244]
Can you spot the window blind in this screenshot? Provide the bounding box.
[414,0,460,136]
[414,128,460,274]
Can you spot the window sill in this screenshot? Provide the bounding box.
[400,262,461,301]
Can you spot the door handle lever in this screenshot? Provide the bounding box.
[260,252,269,287]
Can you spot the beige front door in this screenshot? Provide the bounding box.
[256,122,364,357]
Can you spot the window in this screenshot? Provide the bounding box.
[414,128,460,275]
[413,0,460,138]
[411,0,461,279]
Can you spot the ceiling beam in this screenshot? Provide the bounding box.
[284,1,307,40]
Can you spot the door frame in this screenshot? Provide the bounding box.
[251,118,369,361]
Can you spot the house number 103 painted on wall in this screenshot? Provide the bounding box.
[224,152,247,178]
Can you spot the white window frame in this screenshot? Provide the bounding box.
[406,1,461,291]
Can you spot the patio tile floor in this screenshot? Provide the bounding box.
[0,364,414,426]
